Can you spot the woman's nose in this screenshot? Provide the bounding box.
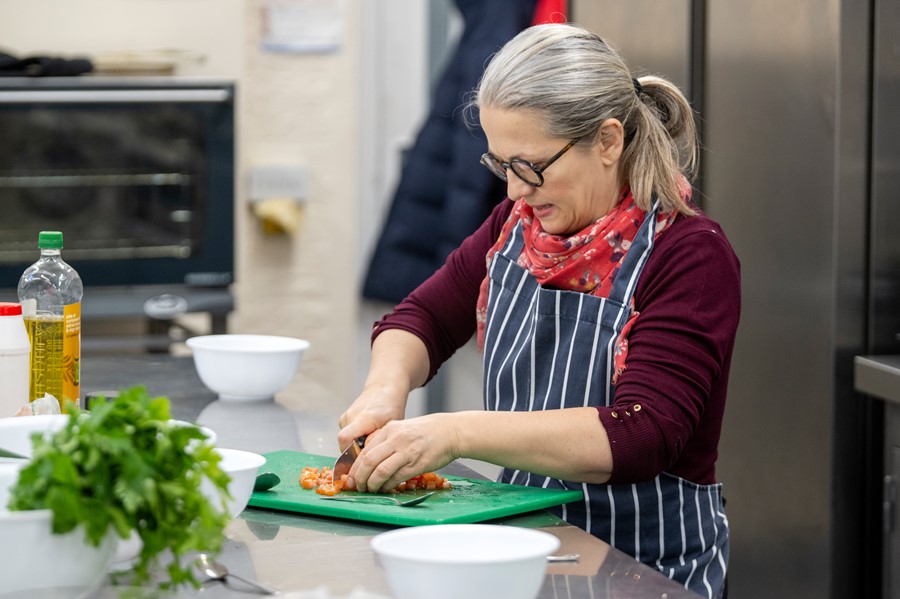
[505,171,534,200]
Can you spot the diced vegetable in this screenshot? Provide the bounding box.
[298,466,452,495]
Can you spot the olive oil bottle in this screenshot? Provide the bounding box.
[17,231,83,411]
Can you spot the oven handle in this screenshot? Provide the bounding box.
[0,89,231,103]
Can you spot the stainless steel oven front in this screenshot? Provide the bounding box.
[0,77,235,342]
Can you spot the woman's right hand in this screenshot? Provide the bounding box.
[337,329,432,451]
[337,381,408,451]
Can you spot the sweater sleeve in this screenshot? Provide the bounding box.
[599,220,741,485]
[371,199,514,382]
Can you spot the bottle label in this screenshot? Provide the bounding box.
[62,302,81,410]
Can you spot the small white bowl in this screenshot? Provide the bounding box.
[172,420,218,447]
[0,509,117,593]
[0,462,24,509]
[371,524,560,599]
[186,334,310,401]
[0,414,68,459]
[202,447,266,518]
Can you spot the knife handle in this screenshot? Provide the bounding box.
[353,435,367,454]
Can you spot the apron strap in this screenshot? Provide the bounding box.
[606,197,660,305]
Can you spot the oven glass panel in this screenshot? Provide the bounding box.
[0,85,233,289]
[0,106,205,262]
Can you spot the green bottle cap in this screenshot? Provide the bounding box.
[37,231,63,249]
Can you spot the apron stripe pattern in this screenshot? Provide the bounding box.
[482,203,728,599]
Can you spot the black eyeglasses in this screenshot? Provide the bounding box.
[480,137,581,187]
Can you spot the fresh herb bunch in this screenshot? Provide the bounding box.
[8,386,232,588]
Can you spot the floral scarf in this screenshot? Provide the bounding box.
[475,185,679,381]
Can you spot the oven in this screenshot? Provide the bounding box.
[0,77,235,349]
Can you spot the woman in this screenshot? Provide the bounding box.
[340,23,740,599]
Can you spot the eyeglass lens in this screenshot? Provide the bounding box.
[480,154,543,186]
[480,137,579,187]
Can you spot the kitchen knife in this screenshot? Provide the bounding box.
[332,435,366,486]
[0,446,27,460]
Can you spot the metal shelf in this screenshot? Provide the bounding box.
[854,355,900,405]
[0,173,191,187]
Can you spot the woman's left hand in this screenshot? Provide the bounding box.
[347,412,461,493]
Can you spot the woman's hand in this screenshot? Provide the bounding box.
[337,329,432,452]
[347,412,461,493]
[337,382,407,451]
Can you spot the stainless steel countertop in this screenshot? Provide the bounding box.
[854,355,900,406]
[69,355,698,599]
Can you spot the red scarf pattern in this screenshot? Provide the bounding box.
[476,186,678,381]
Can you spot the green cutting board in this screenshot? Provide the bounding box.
[247,450,583,527]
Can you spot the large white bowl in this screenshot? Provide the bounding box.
[371,524,560,599]
[202,447,266,518]
[186,334,310,401]
[0,509,117,593]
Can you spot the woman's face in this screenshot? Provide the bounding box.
[480,107,624,236]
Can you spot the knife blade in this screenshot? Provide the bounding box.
[332,435,366,486]
[0,446,27,460]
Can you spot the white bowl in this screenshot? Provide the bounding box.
[172,420,218,447]
[0,415,216,458]
[371,524,559,599]
[0,509,117,593]
[202,447,266,518]
[186,334,310,401]
[0,414,69,459]
[0,462,24,509]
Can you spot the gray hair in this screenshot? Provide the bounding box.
[470,23,698,215]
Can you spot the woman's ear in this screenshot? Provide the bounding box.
[596,118,625,165]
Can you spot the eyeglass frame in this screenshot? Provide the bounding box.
[480,136,583,188]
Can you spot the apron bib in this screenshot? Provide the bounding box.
[482,204,728,599]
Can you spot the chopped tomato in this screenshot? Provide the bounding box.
[298,465,452,495]
[315,483,338,496]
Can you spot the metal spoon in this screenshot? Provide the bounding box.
[253,472,281,492]
[194,553,279,595]
[547,553,581,563]
[321,490,436,507]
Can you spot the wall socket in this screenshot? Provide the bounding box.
[248,165,309,202]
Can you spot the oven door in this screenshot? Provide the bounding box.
[0,79,235,290]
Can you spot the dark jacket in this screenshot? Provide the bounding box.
[362,0,538,303]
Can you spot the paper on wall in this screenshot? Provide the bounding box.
[260,0,344,54]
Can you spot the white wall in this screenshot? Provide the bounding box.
[237,0,361,417]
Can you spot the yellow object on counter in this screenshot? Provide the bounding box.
[252,198,305,236]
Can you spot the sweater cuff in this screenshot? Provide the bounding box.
[371,321,440,384]
[596,404,667,485]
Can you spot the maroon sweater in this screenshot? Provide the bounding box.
[372,199,741,485]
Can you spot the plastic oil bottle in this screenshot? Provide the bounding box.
[17,231,84,411]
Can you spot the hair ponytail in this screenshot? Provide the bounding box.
[623,76,698,215]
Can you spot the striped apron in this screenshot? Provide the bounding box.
[482,204,729,599]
